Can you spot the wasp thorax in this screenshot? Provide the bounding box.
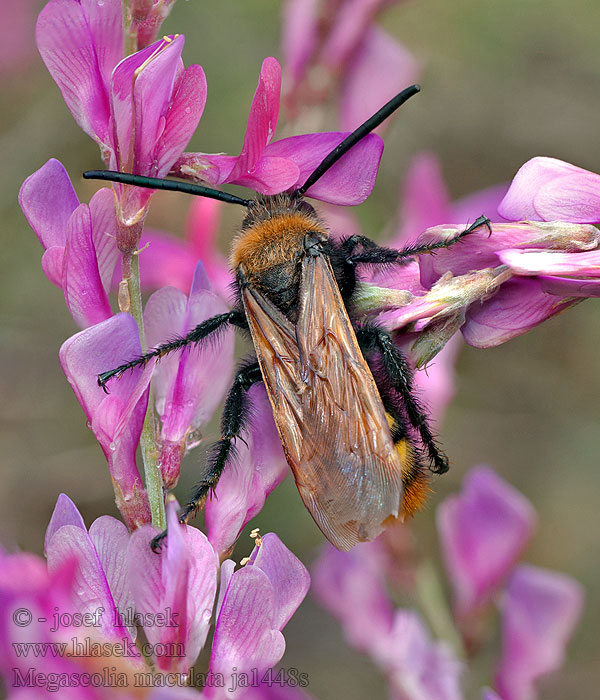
[230,193,328,287]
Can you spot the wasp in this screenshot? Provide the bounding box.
[85,85,489,550]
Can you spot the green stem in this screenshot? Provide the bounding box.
[415,560,466,658]
[122,0,138,56]
[125,249,166,531]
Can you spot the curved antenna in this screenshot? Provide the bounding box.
[295,84,421,197]
[82,171,253,207]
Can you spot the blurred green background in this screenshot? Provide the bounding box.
[2,1,600,698]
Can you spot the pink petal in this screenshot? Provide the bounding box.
[40,247,66,288]
[540,275,600,297]
[210,566,286,690]
[383,610,463,700]
[313,540,394,658]
[418,221,598,289]
[46,524,134,643]
[139,230,198,292]
[498,157,589,221]
[495,564,584,700]
[211,534,308,686]
[341,28,420,133]
[63,203,113,328]
[462,278,579,348]
[89,188,120,294]
[144,269,234,441]
[19,158,79,250]
[231,155,300,195]
[162,503,219,671]
[59,314,153,528]
[156,64,208,176]
[132,35,185,175]
[535,171,600,223]
[499,247,600,276]
[452,183,509,223]
[229,57,282,181]
[36,0,122,146]
[44,493,86,555]
[281,0,319,90]
[320,0,390,72]
[437,466,536,618]
[186,198,233,300]
[60,314,145,423]
[393,152,452,246]
[128,504,219,673]
[265,131,384,205]
[111,36,183,173]
[88,515,136,637]
[248,533,311,630]
[205,385,288,554]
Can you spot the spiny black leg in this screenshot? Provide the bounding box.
[347,215,491,266]
[357,324,449,474]
[98,309,246,391]
[150,359,262,551]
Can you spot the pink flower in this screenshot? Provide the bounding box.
[208,533,310,698]
[437,467,536,619]
[494,565,584,700]
[44,494,141,648]
[37,2,207,225]
[36,0,124,152]
[382,611,463,700]
[173,57,384,205]
[0,0,37,75]
[59,313,153,530]
[144,263,235,488]
[312,541,394,657]
[499,156,600,223]
[19,159,119,328]
[140,197,232,299]
[345,152,600,357]
[205,385,288,555]
[0,494,154,697]
[282,1,420,132]
[313,541,463,700]
[365,217,600,359]
[0,549,138,698]
[127,501,219,673]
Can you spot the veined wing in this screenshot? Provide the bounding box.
[242,253,404,550]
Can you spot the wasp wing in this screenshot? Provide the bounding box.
[242,252,404,550]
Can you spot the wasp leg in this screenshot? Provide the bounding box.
[356,324,449,474]
[150,359,263,552]
[346,216,491,266]
[98,309,247,391]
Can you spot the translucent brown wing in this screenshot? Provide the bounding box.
[242,252,404,550]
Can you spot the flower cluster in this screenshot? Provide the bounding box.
[1,494,309,698]
[9,0,593,698]
[314,466,583,700]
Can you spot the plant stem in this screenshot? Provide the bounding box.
[123,247,166,531]
[416,560,466,658]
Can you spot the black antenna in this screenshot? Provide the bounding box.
[296,84,421,197]
[82,171,253,207]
